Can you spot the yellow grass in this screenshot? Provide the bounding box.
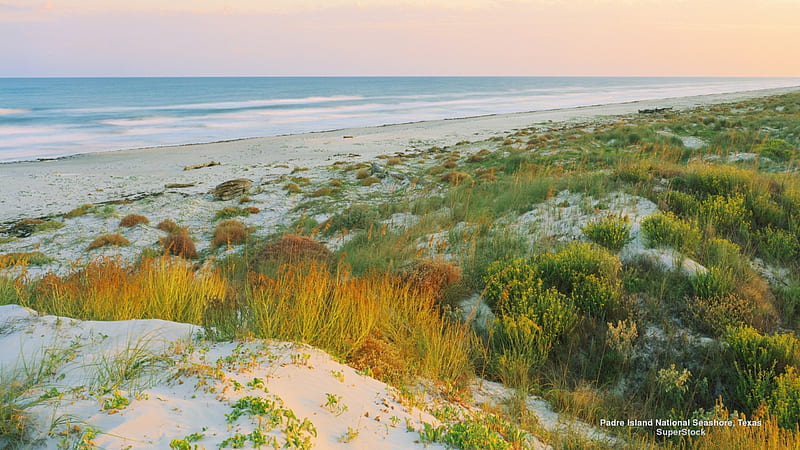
[246,261,474,385]
[25,256,226,323]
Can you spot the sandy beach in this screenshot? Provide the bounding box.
[2,86,798,224]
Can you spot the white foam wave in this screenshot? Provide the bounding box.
[0,108,29,116]
[66,95,365,115]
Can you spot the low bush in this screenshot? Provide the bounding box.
[769,367,800,429]
[86,233,130,251]
[724,326,799,415]
[400,258,461,300]
[699,194,751,239]
[161,229,198,259]
[254,235,332,266]
[119,214,149,227]
[688,293,755,336]
[360,176,381,186]
[211,219,249,250]
[535,242,622,315]
[581,215,631,251]
[641,212,701,253]
[756,138,795,162]
[323,204,378,235]
[758,226,800,264]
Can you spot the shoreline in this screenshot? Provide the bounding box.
[1,85,798,223]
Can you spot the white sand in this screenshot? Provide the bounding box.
[0,305,450,449]
[1,86,798,224]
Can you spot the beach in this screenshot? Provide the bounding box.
[2,85,798,224]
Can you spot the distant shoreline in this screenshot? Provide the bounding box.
[1,85,798,223]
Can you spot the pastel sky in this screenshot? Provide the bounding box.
[2,0,799,76]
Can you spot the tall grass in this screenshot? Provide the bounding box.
[22,256,226,323]
[244,261,474,385]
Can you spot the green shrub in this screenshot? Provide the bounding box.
[682,165,754,197]
[535,242,622,315]
[725,326,798,375]
[689,293,755,336]
[323,204,378,235]
[724,326,800,414]
[641,212,701,253]
[699,194,751,238]
[613,162,652,185]
[659,190,699,218]
[582,215,631,251]
[756,138,795,162]
[759,226,800,264]
[691,266,735,299]
[483,259,578,332]
[769,367,800,429]
[491,313,557,387]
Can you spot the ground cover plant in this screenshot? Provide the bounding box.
[2,92,800,448]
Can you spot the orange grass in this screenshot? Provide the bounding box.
[24,256,226,323]
[119,214,149,227]
[675,404,799,450]
[245,261,474,385]
[211,219,249,250]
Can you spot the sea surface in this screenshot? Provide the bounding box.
[1,77,798,162]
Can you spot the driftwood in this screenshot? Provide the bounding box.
[184,161,220,171]
[212,178,252,200]
[638,107,673,114]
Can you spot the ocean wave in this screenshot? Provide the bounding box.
[0,108,29,116]
[64,95,365,115]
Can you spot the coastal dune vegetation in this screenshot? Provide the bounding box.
[2,92,800,448]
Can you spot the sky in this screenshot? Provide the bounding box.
[1,0,799,77]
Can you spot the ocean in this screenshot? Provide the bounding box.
[1,77,798,162]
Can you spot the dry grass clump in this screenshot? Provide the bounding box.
[64,204,92,219]
[119,214,149,227]
[0,251,52,269]
[161,229,198,259]
[349,334,409,383]
[355,168,370,180]
[255,235,332,265]
[156,219,180,233]
[309,187,338,198]
[86,233,130,251]
[361,176,381,187]
[385,157,402,166]
[25,256,225,323]
[284,182,302,193]
[211,219,249,250]
[400,258,462,299]
[441,171,472,186]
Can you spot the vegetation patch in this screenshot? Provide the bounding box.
[119,214,150,227]
[87,233,131,251]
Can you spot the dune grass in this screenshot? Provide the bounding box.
[16,256,226,323]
